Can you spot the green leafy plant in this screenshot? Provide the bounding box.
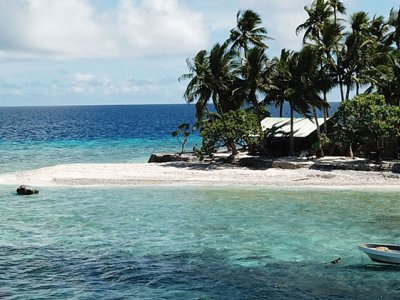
[330,94,400,157]
[200,110,263,156]
[172,123,195,155]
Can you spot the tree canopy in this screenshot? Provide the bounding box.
[178,2,400,159]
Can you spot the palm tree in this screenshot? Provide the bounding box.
[240,46,275,121]
[228,10,271,54]
[372,52,400,106]
[269,49,312,156]
[386,7,400,50]
[340,11,375,98]
[295,46,326,157]
[207,43,243,115]
[179,50,213,120]
[179,44,242,121]
[370,15,391,45]
[268,49,291,118]
[314,22,343,124]
[270,46,327,157]
[296,0,333,43]
[328,0,346,24]
[281,51,304,156]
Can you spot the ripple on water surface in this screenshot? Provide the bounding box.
[0,186,399,299]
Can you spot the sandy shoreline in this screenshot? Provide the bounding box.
[0,161,399,189]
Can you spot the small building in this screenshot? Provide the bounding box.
[261,117,327,156]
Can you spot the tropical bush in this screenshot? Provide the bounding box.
[199,110,263,156]
[330,94,400,156]
[172,123,197,155]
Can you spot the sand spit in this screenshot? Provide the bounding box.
[0,160,399,189]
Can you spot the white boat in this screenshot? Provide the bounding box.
[358,243,400,264]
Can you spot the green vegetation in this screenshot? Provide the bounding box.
[331,94,400,157]
[200,110,263,156]
[172,123,195,155]
[178,1,400,159]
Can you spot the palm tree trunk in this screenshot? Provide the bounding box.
[250,92,262,122]
[229,141,239,155]
[289,105,295,156]
[347,143,354,158]
[334,8,337,24]
[279,102,284,117]
[339,75,345,101]
[323,92,328,134]
[313,106,324,158]
[346,85,350,100]
[223,119,238,156]
[214,97,225,118]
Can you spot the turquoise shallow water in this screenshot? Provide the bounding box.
[1,186,400,299]
[0,136,201,174]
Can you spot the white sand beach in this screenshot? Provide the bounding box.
[0,160,399,189]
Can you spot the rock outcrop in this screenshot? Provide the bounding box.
[148,153,199,163]
[16,185,39,195]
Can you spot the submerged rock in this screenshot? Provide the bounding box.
[16,185,39,195]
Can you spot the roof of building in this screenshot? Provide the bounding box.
[261,117,327,138]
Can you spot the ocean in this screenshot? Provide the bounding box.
[0,105,200,173]
[0,104,398,299]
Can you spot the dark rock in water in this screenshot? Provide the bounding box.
[148,153,198,163]
[16,185,39,195]
[330,257,341,264]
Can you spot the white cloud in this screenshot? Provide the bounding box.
[115,0,208,57]
[0,0,209,60]
[70,73,157,95]
[241,0,308,11]
[71,73,101,93]
[74,73,97,82]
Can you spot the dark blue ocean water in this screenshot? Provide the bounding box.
[0,104,198,142]
[0,105,201,173]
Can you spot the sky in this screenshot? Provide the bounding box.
[0,0,398,106]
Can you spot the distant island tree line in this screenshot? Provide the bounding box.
[177,0,400,159]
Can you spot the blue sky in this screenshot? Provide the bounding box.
[0,0,398,106]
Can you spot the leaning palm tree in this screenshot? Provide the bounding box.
[179,50,212,120]
[228,9,271,54]
[207,43,243,115]
[179,43,242,121]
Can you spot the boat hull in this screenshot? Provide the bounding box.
[359,243,400,264]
